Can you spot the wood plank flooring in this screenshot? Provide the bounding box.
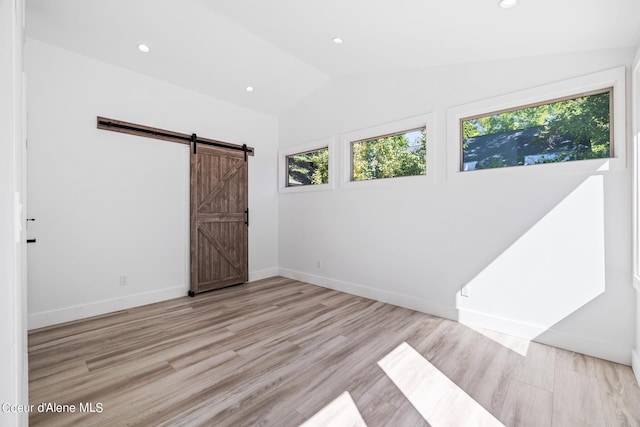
[28,276,640,426]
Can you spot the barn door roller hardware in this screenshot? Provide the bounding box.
[97,117,254,156]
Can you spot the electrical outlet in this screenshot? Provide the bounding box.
[120,275,128,286]
[460,284,470,297]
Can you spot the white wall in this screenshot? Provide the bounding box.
[279,48,636,364]
[632,43,640,381]
[0,0,28,425]
[26,39,279,329]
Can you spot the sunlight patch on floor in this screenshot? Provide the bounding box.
[300,391,367,427]
[378,342,504,427]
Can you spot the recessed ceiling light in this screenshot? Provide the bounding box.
[137,43,150,53]
[498,0,518,8]
[245,86,254,92]
[332,37,343,44]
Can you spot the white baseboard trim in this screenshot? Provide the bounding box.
[278,268,457,321]
[28,267,280,330]
[249,267,280,282]
[534,327,631,365]
[28,268,634,365]
[457,307,631,365]
[279,268,632,365]
[28,286,188,330]
[457,307,551,341]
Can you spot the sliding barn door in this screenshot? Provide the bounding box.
[190,143,248,295]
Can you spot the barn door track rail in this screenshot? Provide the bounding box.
[97,116,254,157]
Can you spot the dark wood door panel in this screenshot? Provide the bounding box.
[190,143,248,295]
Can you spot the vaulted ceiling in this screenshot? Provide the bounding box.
[26,0,640,117]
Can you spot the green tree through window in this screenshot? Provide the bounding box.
[286,147,329,186]
[352,128,426,181]
[461,90,611,170]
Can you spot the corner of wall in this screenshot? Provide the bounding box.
[249,268,280,282]
[633,349,640,384]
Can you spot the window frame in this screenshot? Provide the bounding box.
[447,67,626,182]
[339,113,436,189]
[460,88,613,172]
[279,137,335,193]
[285,146,330,188]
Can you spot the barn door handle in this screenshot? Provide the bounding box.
[27,219,37,243]
[244,208,249,226]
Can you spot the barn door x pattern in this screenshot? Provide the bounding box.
[190,144,248,296]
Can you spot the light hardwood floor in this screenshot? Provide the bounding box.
[28,277,640,426]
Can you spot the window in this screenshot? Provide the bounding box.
[461,89,612,171]
[340,114,435,188]
[447,67,625,180]
[446,67,627,182]
[351,128,426,181]
[279,137,335,193]
[286,147,329,187]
